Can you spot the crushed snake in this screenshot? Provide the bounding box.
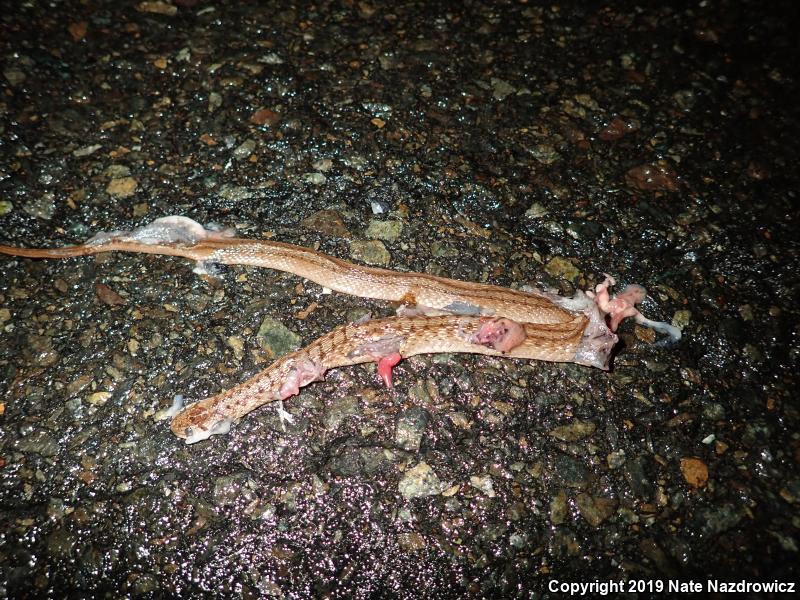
[0,216,681,443]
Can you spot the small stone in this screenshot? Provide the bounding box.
[370,200,390,215]
[550,453,589,488]
[673,89,696,111]
[576,493,617,527]
[312,158,333,172]
[529,144,560,164]
[95,283,126,306]
[4,67,26,86]
[217,185,255,201]
[106,177,137,198]
[548,420,596,442]
[104,164,131,178]
[86,392,112,406]
[625,162,679,192]
[469,474,495,498]
[447,412,471,429]
[574,93,600,110]
[624,456,654,499]
[550,490,568,525]
[491,78,515,100]
[323,396,359,430]
[260,52,284,65]
[394,407,428,452]
[15,429,59,457]
[398,462,445,499]
[551,528,581,558]
[303,172,327,185]
[226,335,245,360]
[250,108,281,127]
[212,473,254,507]
[430,241,458,258]
[136,1,178,16]
[256,317,301,358]
[680,457,708,488]
[701,402,726,420]
[23,193,56,219]
[673,310,691,330]
[397,532,426,551]
[301,209,351,238]
[607,449,626,469]
[350,240,390,266]
[544,257,580,282]
[738,304,754,321]
[73,144,102,157]
[232,139,256,160]
[208,92,222,112]
[525,202,548,218]
[365,219,403,242]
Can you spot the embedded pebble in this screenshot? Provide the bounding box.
[394,407,428,452]
[323,396,360,430]
[14,429,59,457]
[370,200,390,215]
[226,335,245,360]
[398,462,445,499]
[490,78,515,100]
[312,158,333,172]
[548,420,597,442]
[23,194,56,219]
[301,209,351,238]
[549,490,569,525]
[469,475,496,498]
[232,139,256,159]
[349,240,390,266]
[106,177,138,198]
[576,493,617,527]
[212,473,255,507]
[549,454,589,488]
[365,219,403,242]
[217,185,256,201]
[257,317,301,358]
[303,172,327,185]
[607,449,626,469]
[544,257,580,282]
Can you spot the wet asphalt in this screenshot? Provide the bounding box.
[0,0,798,598]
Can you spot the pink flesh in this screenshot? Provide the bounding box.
[278,375,301,400]
[590,278,645,332]
[471,318,527,352]
[616,284,647,305]
[377,352,402,388]
[584,276,681,341]
[277,360,325,399]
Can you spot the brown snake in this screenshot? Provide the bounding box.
[0,216,678,443]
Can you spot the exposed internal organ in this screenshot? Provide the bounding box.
[469,318,527,353]
[587,276,681,341]
[276,359,326,400]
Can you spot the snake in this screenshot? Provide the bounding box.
[0,216,678,443]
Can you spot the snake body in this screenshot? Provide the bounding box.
[0,216,643,444]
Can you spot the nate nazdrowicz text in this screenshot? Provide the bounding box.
[548,579,795,595]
